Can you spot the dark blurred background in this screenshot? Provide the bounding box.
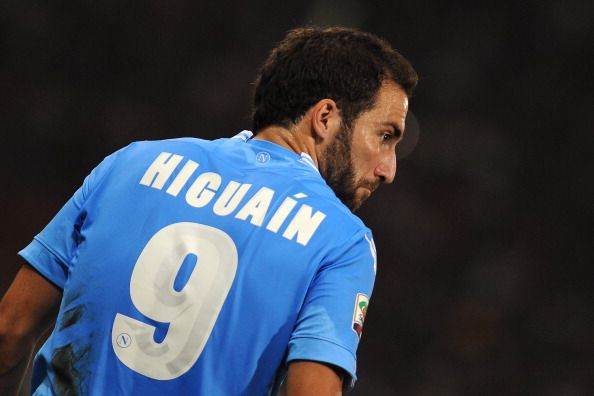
[1,1,593,395]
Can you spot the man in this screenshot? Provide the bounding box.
[0,26,417,395]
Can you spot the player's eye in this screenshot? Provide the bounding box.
[381,132,394,142]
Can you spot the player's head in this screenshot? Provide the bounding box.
[319,81,410,211]
[252,26,417,211]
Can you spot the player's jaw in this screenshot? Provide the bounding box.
[346,176,380,211]
[321,124,380,212]
[353,178,380,207]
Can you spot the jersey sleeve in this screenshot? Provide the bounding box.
[286,229,377,390]
[18,149,122,289]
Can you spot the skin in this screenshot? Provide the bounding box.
[257,81,409,212]
[318,82,408,211]
[0,264,61,396]
[0,82,409,396]
[279,361,344,396]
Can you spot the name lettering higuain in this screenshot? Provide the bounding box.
[139,152,327,246]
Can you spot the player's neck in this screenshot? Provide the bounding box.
[253,126,318,168]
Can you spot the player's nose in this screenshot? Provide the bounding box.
[374,153,397,184]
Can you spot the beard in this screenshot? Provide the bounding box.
[319,123,360,211]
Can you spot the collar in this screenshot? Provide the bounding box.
[232,130,320,174]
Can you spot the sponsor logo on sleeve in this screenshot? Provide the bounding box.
[352,293,369,338]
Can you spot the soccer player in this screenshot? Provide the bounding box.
[0,27,417,395]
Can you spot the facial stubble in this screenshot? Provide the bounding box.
[319,124,361,212]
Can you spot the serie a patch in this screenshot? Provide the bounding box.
[352,293,369,338]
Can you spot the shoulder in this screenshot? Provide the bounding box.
[300,182,370,236]
[104,136,248,168]
[289,179,374,256]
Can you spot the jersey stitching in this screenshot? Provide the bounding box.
[32,235,70,266]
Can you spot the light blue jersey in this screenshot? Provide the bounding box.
[20,131,377,395]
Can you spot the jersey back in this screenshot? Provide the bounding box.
[20,133,377,395]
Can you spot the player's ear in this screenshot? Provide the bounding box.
[310,99,342,141]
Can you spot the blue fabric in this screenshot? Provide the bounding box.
[20,132,376,395]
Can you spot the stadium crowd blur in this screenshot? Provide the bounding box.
[1,1,592,395]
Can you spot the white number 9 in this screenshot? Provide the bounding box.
[112,222,238,380]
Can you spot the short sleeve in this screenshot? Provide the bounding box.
[286,230,377,389]
[18,150,121,289]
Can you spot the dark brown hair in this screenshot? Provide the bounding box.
[252,26,418,132]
